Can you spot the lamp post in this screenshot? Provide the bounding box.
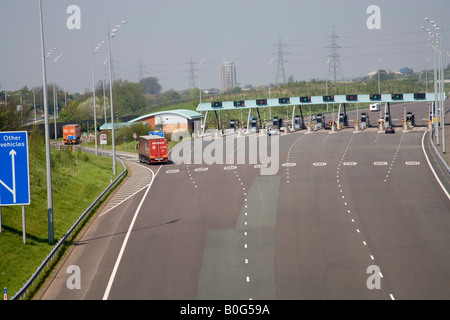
[268,57,275,120]
[47,49,62,140]
[378,57,384,94]
[39,0,54,243]
[107,20,127,176]
[198,58,206,103]
[424,18,445,152]
[92,40,105,156]
[25,91,37,124]
[103,59,109,124]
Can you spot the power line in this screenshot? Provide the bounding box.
[326,25,344,82]
[275,37,287,85]
[187,56,196,90]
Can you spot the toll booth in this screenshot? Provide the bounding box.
[230,119,236,131]
[294,115,301,130]
[315,114,324,129]
[273,117,282,129]
[384,114,392,127]
[339,113,348,127]
[251,119,259,132]
[360,113,369,128]
[406,112,415,126]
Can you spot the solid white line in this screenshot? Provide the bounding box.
[421,131,450,200]
[102,165,162,300]
[389,294,395,300]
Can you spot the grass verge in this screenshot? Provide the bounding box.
[0,128,125,299]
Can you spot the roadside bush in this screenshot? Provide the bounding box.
[113,122,153,144]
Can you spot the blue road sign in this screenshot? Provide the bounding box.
[149,131,164,137]
[0,131,30,206]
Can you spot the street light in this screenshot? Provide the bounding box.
[198,58,206,103]
[92,40,105,156]
[39,0,54,243]
[378,57,384,94]
[25,91,37,124]
[47,50,62,140]
[423,17,445,154]
[103,58,109,124]
[107,20,127,176]
[268,57,275,120]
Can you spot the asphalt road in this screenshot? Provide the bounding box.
[39,104,450,300]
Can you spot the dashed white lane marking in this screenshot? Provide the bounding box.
[384,132,405,182]
[284,133,306,184]
[336,133,394,300]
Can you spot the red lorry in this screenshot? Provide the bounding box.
[63,124,82,145]
[138,135,168,164]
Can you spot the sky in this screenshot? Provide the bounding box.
[0,0,449,94]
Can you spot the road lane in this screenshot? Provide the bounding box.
[40,125,450,300]
[343,130,450,299]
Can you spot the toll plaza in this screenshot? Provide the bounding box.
[197,93,445,135]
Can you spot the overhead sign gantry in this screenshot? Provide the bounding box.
[197,92,445,132]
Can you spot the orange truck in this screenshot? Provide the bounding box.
[63,124,82,145]
[138,135,168,164]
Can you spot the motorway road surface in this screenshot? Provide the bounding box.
[40,103,450,300]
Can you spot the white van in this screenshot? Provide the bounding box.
[370,103,381,112]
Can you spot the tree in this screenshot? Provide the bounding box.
[113,80,148,114]
[139,77,162,95]
[160,90,182,104]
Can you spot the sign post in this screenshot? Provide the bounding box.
[100,133,107,145]
[0,131,31,243]
[133,132,137,151]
